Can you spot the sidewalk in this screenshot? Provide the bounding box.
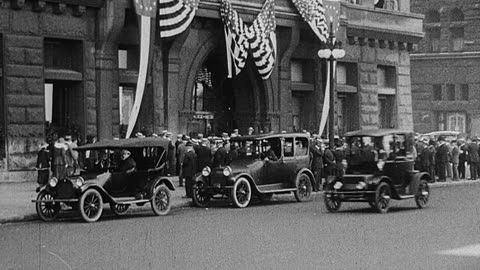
[1,177,479,224]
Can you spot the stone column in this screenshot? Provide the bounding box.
[396,50,413,130]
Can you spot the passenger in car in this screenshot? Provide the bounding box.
[263,141,279,161]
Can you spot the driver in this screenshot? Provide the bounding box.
[117,149,136,173]
[264,141,278,161]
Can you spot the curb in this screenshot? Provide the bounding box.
[1,180,479,225]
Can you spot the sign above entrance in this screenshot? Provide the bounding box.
[193,112,214,120]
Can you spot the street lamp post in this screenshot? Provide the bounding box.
[317,22,345,150]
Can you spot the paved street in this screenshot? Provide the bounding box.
[1,184,480,270]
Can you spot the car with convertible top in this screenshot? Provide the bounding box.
[33,137,175,222]
[192,133,316,208]
[323,129,431,214]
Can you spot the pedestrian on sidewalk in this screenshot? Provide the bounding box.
[51,137,68,179]
[467,137,479,180]
[36,142,50,190]
[458,139,467,179]
[182,141,197,198]
[450,140,460,181]
[435,136,449,182]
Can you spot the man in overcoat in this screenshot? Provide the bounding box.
[467,137,480,180]
[182,141,198,198]
[435,136,449,182]
[310,137,324,191]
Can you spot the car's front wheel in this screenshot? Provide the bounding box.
[109,202,129,216]
[192,182,210,208]
[375,182,391,214]
[324,187,342,212]
[294,173,312,202]
[151,184,171,216]
[415,180,430,209]
[79,189,104,222]
[35,190,60,222]
[232,177,251,208]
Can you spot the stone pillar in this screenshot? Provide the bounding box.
[4,34,44,171]
[396,50,413,130]
[95,1,124,140]
[358,63,379,129]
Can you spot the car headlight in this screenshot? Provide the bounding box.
[202,166,211,177]
[333,181,343,190]
[356,181,367,189]
[223,166,232,177]
[48,177,58,188]
[75,177,85,187]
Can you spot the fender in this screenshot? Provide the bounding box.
[295,168,315,188]
[151,177,176,191]
[409,172,431,195]
[233,173,261,195]
[80,183,114,203]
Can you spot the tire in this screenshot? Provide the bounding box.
[415,180,430,209]
[375,182,391,214]
[151,185,171,216]
[294,173,312,202]
[109,202,130,216]
[324,188,341,212]
[79,189,104,222]
[232,177,251,208]
[192,182,210,208]
[35,190,60,222]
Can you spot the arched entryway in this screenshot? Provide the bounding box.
[188,47,268,137]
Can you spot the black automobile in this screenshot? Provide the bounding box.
[192,133,315,208]
[33,138,175,222]
[323,129,431,214]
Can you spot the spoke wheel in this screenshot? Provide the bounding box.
[232,178,251,208]
[294,173,312,202]
[109,202,130,216]
[151,185,171,216]
[35,190,60,222]
[79,189,103,222]
[415,180,430,209]
[324,188,342,212]
[192,182,210,208]
[375,182,391,214]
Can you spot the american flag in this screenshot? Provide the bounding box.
[220,0,249,78]
[248,0,277,80]
[324,0,341,35]
[133,0,157,17]
[292,0,328,42]
[158,0,199,38]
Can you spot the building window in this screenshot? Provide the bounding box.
[433,84,442,101]
[292,94,304,132]
[118,45,139,70]
[460,84,469,100]
[446,84,455,101]
[290,59,314,83]
[379,95,395,129]
[44,38,82,71]
[450,8,464,22]
[338,93,358,134]
[426,28,440,52]
[437,112,466,133]
[337,62,358,86]
[450,27,464,52]
[192,67,214,112]
[384,0,398,11]
[377,65,396,95]
[119,85,135,125]
[425,10,440,23]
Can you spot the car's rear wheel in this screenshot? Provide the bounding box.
[232,178,251,208]
[375,182,391,214]
[79,189,103,222]
[415,180,430,209]
[151,184,171,216]
[294,173,312,202]
[109,202,130,216]
[324,188,342,212]
[35,190,60,222]
[192,182,210,208]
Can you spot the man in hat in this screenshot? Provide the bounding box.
[213,140,229,167]
[435,136,449,182]
[450,139,460,181]
[310,137,324,191]
[467,137,480,180]
[458,139,467,179]
[135,132,145,138]
[182,141,197,198]
[176,135,188,186]
[175,134,183,176]
[36,142,50,191]
[196,138,212,173]
[247,127,254,136]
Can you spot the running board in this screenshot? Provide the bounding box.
[113,197,150,204]
[398,195,415,200]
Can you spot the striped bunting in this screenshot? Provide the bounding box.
[158,0,199,38]
[292,0,328,42]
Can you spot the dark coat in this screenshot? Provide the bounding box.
[213,147,228,168]
[467,142,480,163]
[451,145,460,164]
[196,145,212,172]
[182,150,198,178]
[117,156,136,173]
[310,145,324,171]
[435,143,450,163]
[36,148,50,185]
[420,146,435,167]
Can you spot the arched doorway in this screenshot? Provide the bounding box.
[188,47,268,137]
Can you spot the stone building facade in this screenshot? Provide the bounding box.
[410,0,480,136]
[0,0,422,182]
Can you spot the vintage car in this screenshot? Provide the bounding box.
[192,133,316,208]
[32,137,175,222]
[323,129,431,214]
[420,130,461,142]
